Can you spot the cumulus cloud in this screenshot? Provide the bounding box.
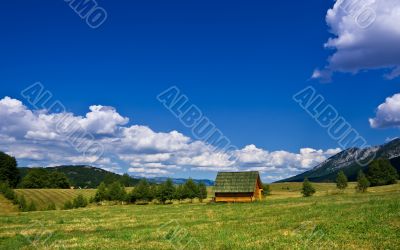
[80,105,129,134]
[234,145,341,174]
[0,96,341,180]
[369,93,400,128]
[313,0,400,81]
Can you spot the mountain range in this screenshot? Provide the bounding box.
[280,138,400,182]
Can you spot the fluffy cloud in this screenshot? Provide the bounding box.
[313,0,400,81]
[369,93,400,128]
[234,145,341,173]
[0,96,341,181]
[80,105,129,135]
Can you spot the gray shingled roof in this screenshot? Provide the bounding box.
[214,171,262,193]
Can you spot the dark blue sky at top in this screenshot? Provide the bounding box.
[0,0,398,153]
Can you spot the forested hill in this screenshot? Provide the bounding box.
[18,165,139,188]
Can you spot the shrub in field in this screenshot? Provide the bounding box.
[0,151,19,188]
[367,159,399,186]
[336,171,348,190]
[174,185,185,203]
[63,200,73,210]
[107,181,127,202]
[73,194,88,208]
[301,178,316,197]
[94,181,128,203]
[263,184,271,196]
[46,202,56,210]
[131,179,152,203]
[156,179,175,204]
[94,182,108,202]
[18,195,28,211]
[27,201,37,211]
[184,178,199,203]
[197,182,207,202]
[357,170,370,193]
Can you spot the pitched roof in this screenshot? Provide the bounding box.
[214,171,262,193]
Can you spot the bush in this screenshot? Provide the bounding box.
[197,182,207,202]
[183,179,199,203]
[27,201,37,212]
[336,170,348,190]
[72,194,88,208]
[357,170,370,193]
[156,179,175,204]
[263,184,271,196]
[63,200,74,210]
[107,182,127,202]
[367,159,399,186]
[174,185,185,203]
[301,178,316,197]
[131,179,152,203]
[46,202,56,210]
[19,195,28,212]
[94,182,108,202]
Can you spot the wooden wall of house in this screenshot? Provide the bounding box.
[215,192,256,202]
[255,185,262,200]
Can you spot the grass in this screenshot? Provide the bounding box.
[14,189,96,210]
[0,183,399,249]
[0,194,17,214]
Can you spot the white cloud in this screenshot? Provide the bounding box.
[314,0,400,81]
[234,145,341,173]
[80,105,129,134]
[369,93,400,128]
[117,125,190,153]
[128,167,169,177]
[0,96,341,180]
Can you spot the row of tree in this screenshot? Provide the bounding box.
[94,178,208,204]
[19,168,71,189]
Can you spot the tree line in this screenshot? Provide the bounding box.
[93,178,208,204]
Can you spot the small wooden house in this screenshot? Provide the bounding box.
[214,171,263,202]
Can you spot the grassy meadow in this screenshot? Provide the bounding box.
[14,189,97,210]
[0,183,399,249]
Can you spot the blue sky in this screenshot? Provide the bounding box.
[0,0,399,182]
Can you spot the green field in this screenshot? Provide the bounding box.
[14,189,97,210]
[0,183,399,249]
